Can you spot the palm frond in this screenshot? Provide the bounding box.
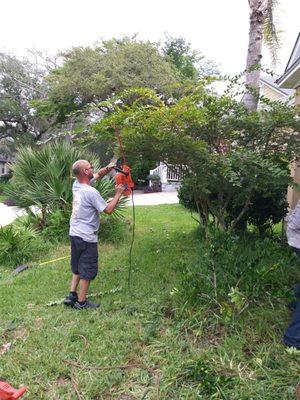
[6,140,125,219]
[263,0,281,65]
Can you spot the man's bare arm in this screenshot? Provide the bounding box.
[103,184,125,214]
[93,162,115,180]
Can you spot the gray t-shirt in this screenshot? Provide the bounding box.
[287,201,300,250]
[69,180,108,242]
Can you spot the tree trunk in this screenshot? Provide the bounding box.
[242,0,268,111]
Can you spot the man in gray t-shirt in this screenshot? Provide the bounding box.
[69,180,108,242]
[65,159,124,309]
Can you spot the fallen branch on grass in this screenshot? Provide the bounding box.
[71,376,83,400]
[45,287,123,306]
[64,359,160,400]
[73,334,88,347]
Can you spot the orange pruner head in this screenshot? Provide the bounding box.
[0,381,26,399]
[114,164,134,197]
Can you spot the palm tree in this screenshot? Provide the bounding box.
[5,141,126,227]
[242,0,280,111]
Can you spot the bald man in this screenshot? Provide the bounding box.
[64,160,125,309]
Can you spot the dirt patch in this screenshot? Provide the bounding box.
[13,326,27,340]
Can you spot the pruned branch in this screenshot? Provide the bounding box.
[65,360,160,399]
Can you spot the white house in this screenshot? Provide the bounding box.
[259,75,294,104]
[149,162,185,191]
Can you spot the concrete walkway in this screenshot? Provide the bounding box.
[128,190,179,206]
[0,203,28,227]
[0,191,179,227]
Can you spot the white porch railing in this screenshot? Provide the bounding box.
[150,162,185,184]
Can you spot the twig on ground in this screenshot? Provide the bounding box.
[71,375,84,400]
[65,359,143,371]
[45,287,123,306]
[237,302,250,315]
[64,360,160,399]
[73,334,89,347]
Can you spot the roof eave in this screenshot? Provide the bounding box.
[277,61,300,89]
[284,33,300,72]
[260,78,290,96]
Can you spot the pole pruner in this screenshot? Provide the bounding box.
[113,127,134,197]
[0,381,26,400]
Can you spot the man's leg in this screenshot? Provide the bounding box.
[64,273,80,306]
[74,277,99,309]
[288,248,300,310]
[70,273,80,292]
[284,247,300,346]
[284,300,300,349]
[73,241,99,309]
[74,278,99,308]
[78,278,90,302]
[64,236,81,306]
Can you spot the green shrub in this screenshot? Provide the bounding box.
[14,209,44,230]
[42,208,71,242]
[178,152,291,232]
[0,181,6,194]
[177,358,234,396]
[41,206,129,244]
[0,174,11,183]
[0,225,50,268]
[227,157,290,233]
[98,215,129,244]
[177,229,299,312]
[0,179,10,200]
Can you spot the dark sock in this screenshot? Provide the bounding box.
[70,291,77,297]
[78,300,86,305]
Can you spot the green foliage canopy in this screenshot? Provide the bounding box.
[89,81,300,231]
[163,35,219,80]
[35,38,186,124]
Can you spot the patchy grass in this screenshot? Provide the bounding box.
[0,204,299,399]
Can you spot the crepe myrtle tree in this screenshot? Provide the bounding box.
[179,151,291,231]
[87,83,300,232]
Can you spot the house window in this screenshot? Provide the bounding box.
[1,167,4,174]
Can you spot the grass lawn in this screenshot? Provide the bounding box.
[0,204,299,399]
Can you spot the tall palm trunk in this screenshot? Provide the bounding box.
[242,0,268,111]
